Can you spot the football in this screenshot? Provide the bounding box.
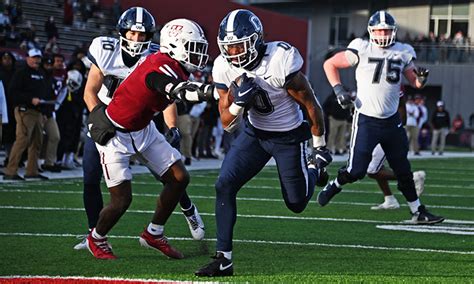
[227,74,243,104]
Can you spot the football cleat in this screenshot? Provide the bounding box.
[73,234,88,250]
[317,181,342,207]
[411,205,445,225]
[413,170,426,197]
[139,230,184,259]
[195,252,233,277]
[86,233,116,260]
[370,198,400,210]
[182,205,205,240]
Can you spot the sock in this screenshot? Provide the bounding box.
[334,178,341,188]
[408,199,422,214]
[181,203,195,217]
[218,251,232,260]
[91,228,105,239]
[147,223,164,236]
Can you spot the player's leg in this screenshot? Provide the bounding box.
[83,137,104,217]
[87,161,133,260]
[318,112,377,206]
[137,130,187,258]
[382,121,443,224]
[367,144,400,210]
[195,129,271,276]
[270,140,315,213]
[75,136,104,250]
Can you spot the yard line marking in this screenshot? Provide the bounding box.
[2,186,473,199]
[0,232,472,255]
[377,225,474,235]
[0,275,180,283]
[0,205,396,223]
[1,189,473,210]
[134,180,474,190]
[1,205,473,225]
[190,174,474,184]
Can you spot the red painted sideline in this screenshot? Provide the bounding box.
[0,277,182,284]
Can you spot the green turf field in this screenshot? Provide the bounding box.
[0,158,473,282]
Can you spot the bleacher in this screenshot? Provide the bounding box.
[15,0,117,56]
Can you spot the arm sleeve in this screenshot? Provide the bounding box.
[145,71,181,94]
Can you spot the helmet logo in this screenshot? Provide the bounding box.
[168,25,183,37]
[250,16,261,32]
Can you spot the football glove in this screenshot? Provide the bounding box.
[312,146,333,168]
[231,73,260,107]
[315,167,329,187]
[333,84,354,109]
[165,127,181,149]
[414,67,429,86]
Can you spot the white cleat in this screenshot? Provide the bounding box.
[183,205,205,240]
[413,170,426,197]
[371,199,400,210]
[73,235,88,250]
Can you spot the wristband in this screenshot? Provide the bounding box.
[229,103,244,116]
[312,135,326,148]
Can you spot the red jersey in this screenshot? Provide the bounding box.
[107,52,188,131]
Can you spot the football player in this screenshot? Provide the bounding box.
[74,7,205,252]
[84,18,217,260]
[367,92,426,210]
[195,9,332,277]
[318,11,444,224]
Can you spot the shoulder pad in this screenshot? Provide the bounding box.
[347,38,368,51]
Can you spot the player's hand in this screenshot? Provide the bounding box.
[312,146,333,168]
[231,73,260,107]
[414,67,429,85]
[165,127,181,149]
[333,84,354,109]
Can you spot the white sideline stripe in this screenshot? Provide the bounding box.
[1,189,473,211]
[377,225,474,235]
[0,205,396,224]
[191,174,474,184]
[1,205,473,225]
[0,275,179,283]
[3,185,474,199]
[134,180,474,191]
[0,232,472,255]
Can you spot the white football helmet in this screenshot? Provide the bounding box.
[160,18,209,73]
[66,70,83,92]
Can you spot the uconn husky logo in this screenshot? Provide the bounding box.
[168,25,183,37]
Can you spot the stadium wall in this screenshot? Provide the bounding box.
[99,0,309,72]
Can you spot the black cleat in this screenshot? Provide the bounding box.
[411,205,445,224]
[24,174,49,180]
[317,181,341,206]
[195,252,233,277]
[3,174,25,181]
